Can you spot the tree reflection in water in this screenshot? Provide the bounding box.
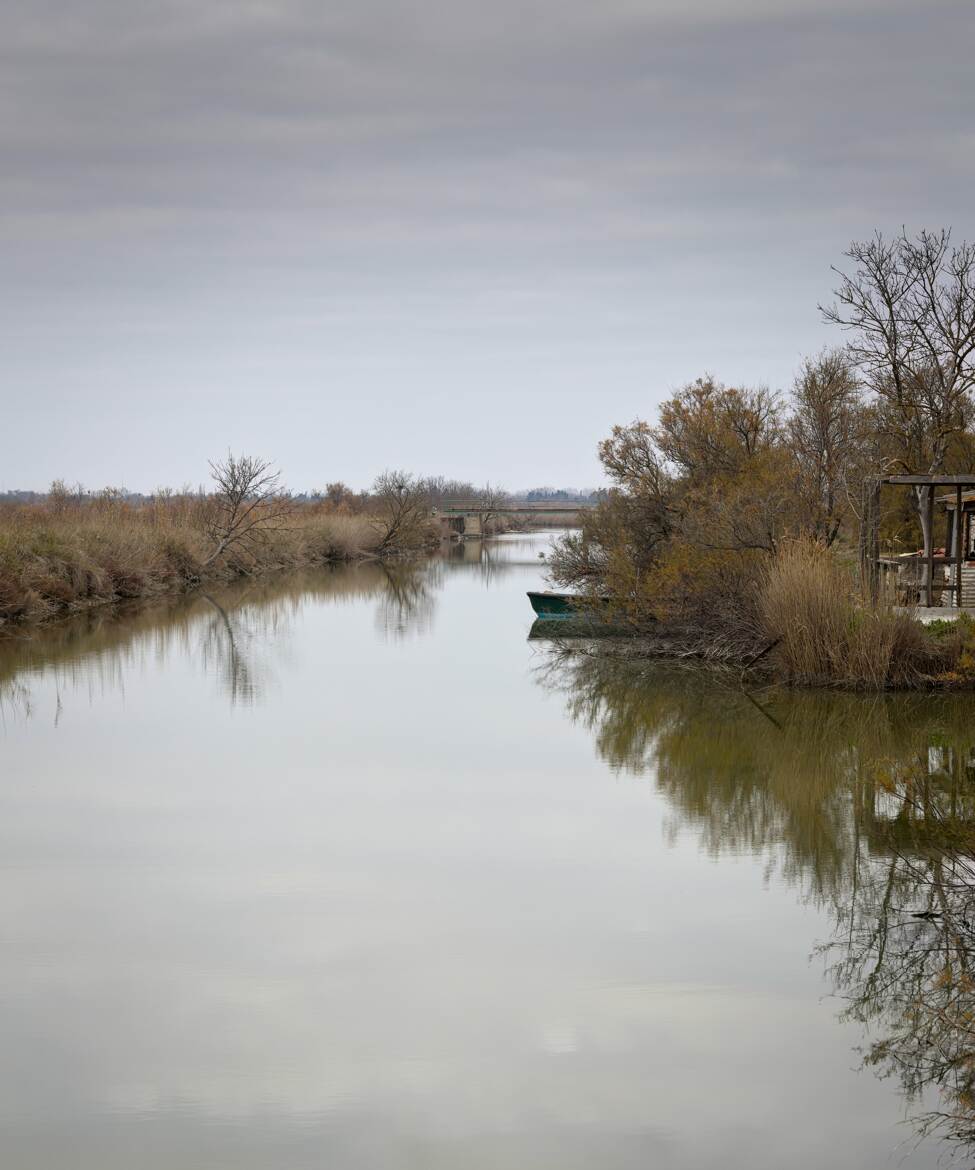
[200,591,261,706]
[0,562,445,716]
[826,767,975,1154]
[536,647,975,1156]
[0,536,548,721]
[375,563,440,641]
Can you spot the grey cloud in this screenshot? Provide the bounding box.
[0,0,972,489]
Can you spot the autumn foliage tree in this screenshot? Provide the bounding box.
[787,350,869,546]
[550,376,817,639]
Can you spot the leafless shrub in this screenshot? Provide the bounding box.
[475,482,509,533]
[370,470,434,554]
[203,453,293,569]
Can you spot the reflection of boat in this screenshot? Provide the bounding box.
[528,617,630,639]
[526,592,626,638]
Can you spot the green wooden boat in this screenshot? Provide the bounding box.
[527,590,579,617]
[527,590,614,618]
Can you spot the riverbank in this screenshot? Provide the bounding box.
[0,502,434,630]
[531,611,975,691]
[546,527,975,691]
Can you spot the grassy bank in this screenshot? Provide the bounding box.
[0,497,430,629]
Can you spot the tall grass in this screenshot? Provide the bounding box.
[758,540,953,688]
[0,497,388,628]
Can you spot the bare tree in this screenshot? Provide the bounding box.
[475,482,508,534]
[202,452,292,568]
[822,229,975,554]
[371,470,433,553]
[787,349,868,545]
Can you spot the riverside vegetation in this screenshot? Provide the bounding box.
[548,228,975,689]
[0,459,445,628]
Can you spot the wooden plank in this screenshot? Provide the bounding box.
[884,475,975,486]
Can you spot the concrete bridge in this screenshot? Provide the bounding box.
[434,500,597,538]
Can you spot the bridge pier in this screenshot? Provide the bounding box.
[435,513,481,539]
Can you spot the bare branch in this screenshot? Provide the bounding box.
[202,452,292,568]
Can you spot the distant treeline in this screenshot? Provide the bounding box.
[0,482,603,507]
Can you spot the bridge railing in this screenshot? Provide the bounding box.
[434,501,597,514]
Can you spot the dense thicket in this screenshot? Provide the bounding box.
[549,229,975,685]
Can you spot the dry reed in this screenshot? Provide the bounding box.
[0,498,388,628]
[758,539,952,688]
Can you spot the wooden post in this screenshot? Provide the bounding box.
[926,486,936,607]
[957,487,965,608]
[859,477,881,601]
[869,479,881,601]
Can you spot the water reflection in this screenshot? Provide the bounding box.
[374,563,440,640]
[538,647,975,1154]
[0,564,437,718]
[199,592,263,706]
[2,532,971,1168]
[826,827,975,1152]
[0,534,554,720]
[446,535,547,584]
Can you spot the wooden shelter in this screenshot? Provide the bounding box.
[872,475,975,607]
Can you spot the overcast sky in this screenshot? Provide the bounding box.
[2,0,973,492]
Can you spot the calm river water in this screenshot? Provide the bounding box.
[2,531,973,1168]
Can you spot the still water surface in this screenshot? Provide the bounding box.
[2,531,973,1168]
